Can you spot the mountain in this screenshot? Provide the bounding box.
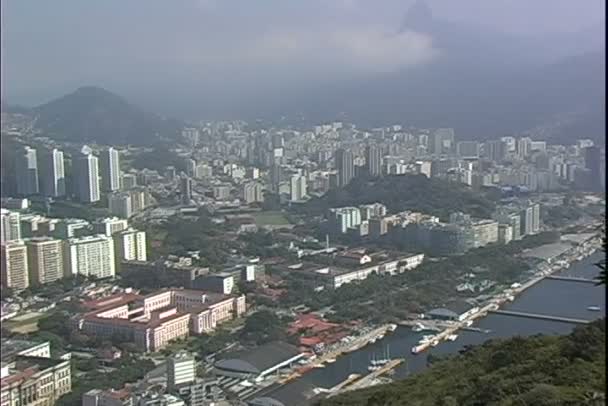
[320,319,606,406]
[32,86,183,146]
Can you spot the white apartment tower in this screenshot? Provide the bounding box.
[26,238,64,285]
[115,229,147,262]
[1,241,29,290]
[167,352,196,390]
[1,209,21,243]
[108,192,133,218]
[64,235,116,279]
[100,147,121,192]
[41,148,66,197]
[74,149,101,203]
[290,175,307,201]
[16,146,39,196]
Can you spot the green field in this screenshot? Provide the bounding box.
[251,211,290,226]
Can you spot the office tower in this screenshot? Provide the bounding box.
[584,146,602,191]
[270,159,282,192]
[519,205,536,236]
[431,128,455,155]
[456,141,480,159]
[484,140,507,162]
[185,159,197,177]
[1,209,21,243]
[290,175,307,202]
[1,241,29,290]
[100,147,121,192]
[242,182,264,204]
[16,146,39,196]
[74,150,100,203]
[41,148,66,197]
[335,149,354,188]
[114,229,147,262]
[180,176,192,205]
[26,237,64,285]
[365,145,383,177]
[64,235,115,279]
[167,352,196,390]
[108,192,133,219]
[516,137,532,160]
[121,173,138,190]
[93,217,129,236]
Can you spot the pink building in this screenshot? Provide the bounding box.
[74,289,246,352]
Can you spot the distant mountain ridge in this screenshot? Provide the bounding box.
[30,86,183,146]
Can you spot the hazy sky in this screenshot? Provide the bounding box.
[1,0,604,110]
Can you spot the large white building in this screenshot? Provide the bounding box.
[16,146,39,196]
[74,150,101,203]
[93,217,129,236]
[1,241,29,290]
[26,237,64,285]
[328,207,361,234]
[41,148,66,197]
[167,352,196,390]
[114,229,147,262]
[289,175,307,202]
[64,235,115,279]
[108,192,133,218]
[100,147,121,192]
[242,182,264,204]
[1,209,21,243]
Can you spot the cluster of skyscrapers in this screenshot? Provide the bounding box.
[12,145,121,203]
[1,210,146,290]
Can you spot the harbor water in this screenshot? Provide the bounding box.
[267,251,606,403]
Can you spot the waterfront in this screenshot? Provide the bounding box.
[266,251,606,404]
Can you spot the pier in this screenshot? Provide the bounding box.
[490,310,591,324]
[545,276,599,284]
[331,359,404,395]
[462,326,492,334]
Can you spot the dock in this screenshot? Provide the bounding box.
[461,326,492,333]
[545,276,599,284]
[490,310,591,324]
[331,359,404,395]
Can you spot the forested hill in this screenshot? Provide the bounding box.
[319,319,606,406]
[296,175,497,220]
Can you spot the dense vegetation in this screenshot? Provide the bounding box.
[296,175,497,220]
[131,147,187,172]
[320,319,606,406]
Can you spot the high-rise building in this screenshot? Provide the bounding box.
[456,141,479,159]
[431,128,455,155]
[335,149,354,188]
[108,192,133,219]
[180,176,192,205]
[167,352,196,390]
[365,145,383,177]
[1,209,21,243]
[26,237,64,285]
[516,137,532,160]
[114,228,147,263]
[484,140,507,162]
[100,147,121,192]
[74,150,100,203]
[584,146,602,191]
[1,241,29,290]
[519,203,540,236]
[270,159,282,192]
[121,173,138,190]
[185,159,197,177]
[92,217,129,236]
[64,235,116,279]
[242,182,264,204]
[290,175,307,202]
[16,146,39,196]
[41,148,66,197]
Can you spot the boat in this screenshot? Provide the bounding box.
[411,323,425,332]
[313,364,325,368]
[325,358,336,363]
[587,306,601,312]
[465,320,474,327]
[411,344,426,354]
[387,323,397,332]
[431,340,439,347]
[447,334,458,341]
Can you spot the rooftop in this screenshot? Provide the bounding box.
[215,341,302,375]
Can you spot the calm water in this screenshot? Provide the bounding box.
[267,252,606,404]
